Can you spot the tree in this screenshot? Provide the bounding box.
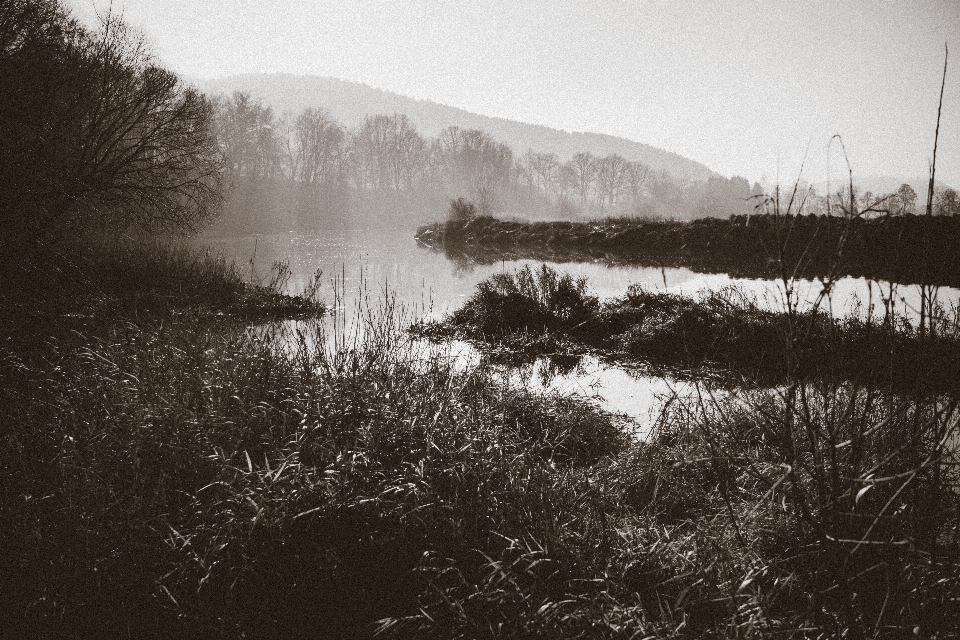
[1,1,222,236]
[391,114,426,191]
[436,127,512,214]
[290,107,345,187]
[530,152,560,199]
[569,152,596,209]
[212,92,280,182]
[594,154,627,212]
[624,161,650,204]
[353,114,393,190]
[936,187,960,216]
[893,183,918,215]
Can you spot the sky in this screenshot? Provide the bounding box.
[65,0,960,189]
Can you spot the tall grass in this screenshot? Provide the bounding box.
[403,174,960,636]
[0,252,627,637]
[5,222,960,636]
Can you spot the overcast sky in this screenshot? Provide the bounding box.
[66,0,960,188]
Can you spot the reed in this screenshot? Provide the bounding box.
[0,245,627,637]
[4,223,959,637]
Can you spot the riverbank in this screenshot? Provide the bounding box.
[0,236,325,335]
[3,245,958,637]
[416,213,960,288]
[0,239,628,637]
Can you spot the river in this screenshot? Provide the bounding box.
[202,225,960,435]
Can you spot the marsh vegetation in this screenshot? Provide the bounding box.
[417,211,960,288]
[3,1,959,637]
[6,240,960,638]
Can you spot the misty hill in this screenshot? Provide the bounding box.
[198,74,719,184]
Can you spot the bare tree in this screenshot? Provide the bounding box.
[530,152,560,199]
[935,187,960,216]
[391,114,426,191]
[436,126,511,215]
[1,1,223,233]
[624,161,650,205]
[291,107,345,187]
[594,153,627,213]
[893,183,918,216]
[354,114,394,190]
[568,152,596,209]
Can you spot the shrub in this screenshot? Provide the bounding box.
[449,264,599,336]
[447,197,477,223]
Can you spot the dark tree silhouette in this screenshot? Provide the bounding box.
[0,0,222,240]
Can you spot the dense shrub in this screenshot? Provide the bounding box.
[450,264,598,336]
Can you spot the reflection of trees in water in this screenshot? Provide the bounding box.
[422,237,715,286]
[415,241,484,276]
[505,353,587,391]
[529,353,585,389]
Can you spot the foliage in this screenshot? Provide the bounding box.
[0,0,222,239]
[449,264,598,337]
[418,211,960,289]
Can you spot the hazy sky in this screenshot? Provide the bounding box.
[67,0,960,188]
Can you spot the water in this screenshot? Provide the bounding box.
[202,226,960,432]
[205,226,960,322]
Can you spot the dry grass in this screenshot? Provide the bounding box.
[3,237,960,638]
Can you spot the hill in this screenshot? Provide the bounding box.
[197,73,719,184]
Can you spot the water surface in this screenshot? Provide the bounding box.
[204,226,960,431]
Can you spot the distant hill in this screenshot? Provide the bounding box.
[197,74,719,184]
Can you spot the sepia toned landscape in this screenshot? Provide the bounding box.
[2,1,960,637]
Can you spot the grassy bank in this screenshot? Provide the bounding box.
[421,264,960,397]
[0,240,629,637]
[3,245,959,637]
[416,213,960,288]
[0,236,324,332]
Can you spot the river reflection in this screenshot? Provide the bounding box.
[502,354,708,438]
[207,226,960,434]
[410,338,713,438]
[204,226,960,323]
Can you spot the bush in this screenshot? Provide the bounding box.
[449,264,599,336]
[447,197,477,223]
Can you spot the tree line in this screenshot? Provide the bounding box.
[788,181,960,218]
[0,1,777,241]
[9,1,951,244]
[208,91,764,232]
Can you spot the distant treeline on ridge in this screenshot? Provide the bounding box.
[207,92,763,232]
